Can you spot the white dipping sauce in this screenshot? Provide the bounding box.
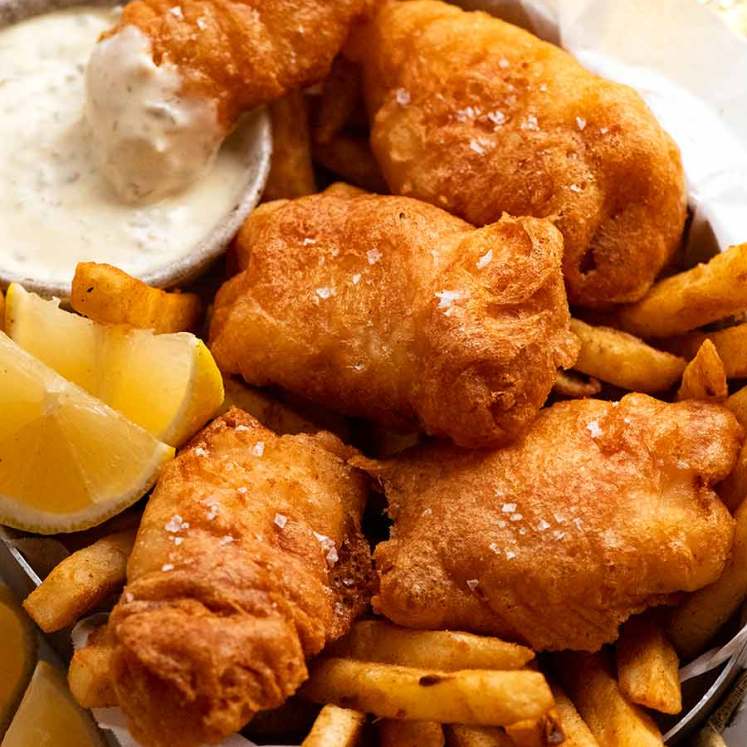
[87,25,223,203]
[0,7,252,288]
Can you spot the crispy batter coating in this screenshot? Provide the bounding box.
[209,186,578,449]
[362,394,740,652]
[107,0,372,126]
[88,409,373,747]
[347,0,687,308]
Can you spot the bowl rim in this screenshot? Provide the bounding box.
[0,0,272,298]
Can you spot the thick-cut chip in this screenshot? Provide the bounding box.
[68,625,117,708]
[446,725,513,747]
[555,652,664,747]
[380,719,445,747]
[301,658,553,726]
[617,243,747,338]
[720,390,747,510]
[551,685,599,747]
[314,56,363,144]
[330,620,534,671]
[665,323,747,378]
[264,91,317,200]
[676,340,727,403]
[667,499,747,658]
[23,530,135,633]
[219,378,318,435]
[504,710,563,747]
[553,371,602,399]
[727,385,747,428]
[718,445,747,512]
[312,135,388,192]
[615,615,681,715]
[301,704,365,747]
[71,262,202,333]
[0,287,4,331]
[570,319,685,392]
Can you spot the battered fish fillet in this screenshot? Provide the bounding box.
[209,186,578,449]
[346,0,687,308]
[106,0,371,127]
[362,394,740,652]
[78,408,373,747]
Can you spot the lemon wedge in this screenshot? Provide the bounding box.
[5,283,223,447]
[1,661,105,747]
[0,585,36,737]
[0,332,173,533]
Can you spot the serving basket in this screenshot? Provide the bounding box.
[2,0,747,745]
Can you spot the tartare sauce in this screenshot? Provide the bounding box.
[0,7,253,289]
[87,25,223,203]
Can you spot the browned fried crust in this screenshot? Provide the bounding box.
[209,187,578,449]
[363,394,740,652]
[347,0,687,308]
[95,409,373,747]
[106,0,373,126]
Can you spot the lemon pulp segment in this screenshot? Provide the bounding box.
[5,283,223,446]
[1,661,105,747]
[0,331,173,533]
[0,586,36,737]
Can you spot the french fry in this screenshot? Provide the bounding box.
[23,530,135,633]
[301,704,365,747]
[446,725,513,747]
[264,90,317,201]
[71,262,202,333]
[726,384,747,428]
[220,378,318,435]
[68,627,117,709]
[301,658,553,726]
[616,243,747,338]
[667,499,747,659]
[379,719,445,747]
[555,652,664,747]
[312,134,388,193]
[665,323,747,378]
[504,709,563,747]
[569,319,685,392]
[0,287,4,330]
[314,56,362,144]
[718,443,747,512]
[615,614,682,715]
[719,389,747,511]
[553,370,602,399]
[676,340,727,402]
[329,620,534,671]
[550,685,599,747]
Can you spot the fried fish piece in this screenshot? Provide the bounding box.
[361,394,740,652]
[209,186,578,448]
[347,0,687,308]
[73,408,373,747]
[104,0,370,128]
[87,0,371,200]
